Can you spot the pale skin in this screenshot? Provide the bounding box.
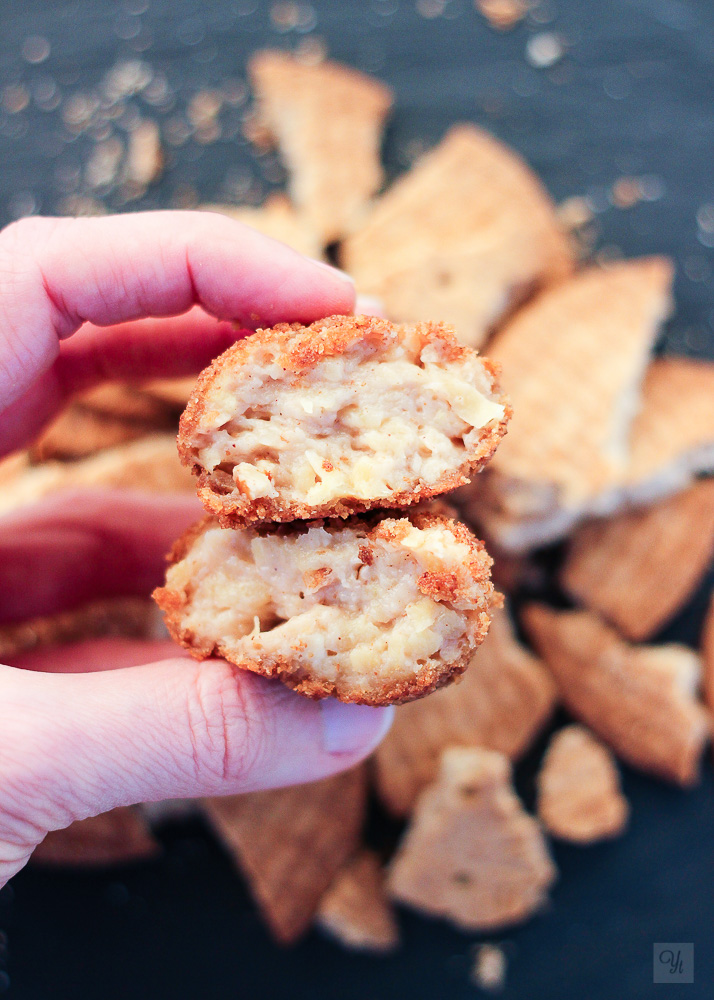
[0,212,393,889]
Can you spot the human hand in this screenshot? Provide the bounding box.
[0,213,393,888]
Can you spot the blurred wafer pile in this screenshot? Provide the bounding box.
[3,47,714,971]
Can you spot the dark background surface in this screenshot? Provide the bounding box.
[1,0,714,997]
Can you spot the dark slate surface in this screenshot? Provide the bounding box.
[1,1,714,997]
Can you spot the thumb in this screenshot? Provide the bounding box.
[0,659,392,867]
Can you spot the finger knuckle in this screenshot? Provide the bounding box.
[184,662,267,788]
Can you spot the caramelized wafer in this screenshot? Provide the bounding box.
[0,435,194,517]
[461,258,673,548]
[342,124,572,347]
[201,767,366,943]
[523,605,710,785]
[561,479,714,640]
[31,404,155,461]
[316,850,399,953]
[248,51,393,243]
[32,809,159,867]
[388,747,556,931]
[537,725,629,843]
[471,354,714,552]
[623,357,714,500]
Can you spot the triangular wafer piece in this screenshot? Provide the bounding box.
[388,747,556,931]
[561,479,714,641]
[460,258,673,547]
[342,124,573,347]
[0,435,193,517]
[201,194,322,259]
[374,607,556,815]
[201,766,366,943]
[523,605,710,785]
[470,354,714,552]
[537,725,629,843]
[621,357,714,501]
[32,808,159,867]
[248,51,393,244]
[316,850,399,953]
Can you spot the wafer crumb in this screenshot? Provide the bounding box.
[471,944,507,992]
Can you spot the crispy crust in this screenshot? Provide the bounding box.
[153,511,497,706]
[178,315,511,528]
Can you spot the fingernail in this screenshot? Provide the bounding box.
[310,259,355,286]
[320,700,394,756]
[355,294,385,317]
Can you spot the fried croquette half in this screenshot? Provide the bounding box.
[153,512,499,705]
[178,315,510,527]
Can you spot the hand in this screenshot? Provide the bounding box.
[0,213,393,889]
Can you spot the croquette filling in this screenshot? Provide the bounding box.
[165,518,491,692]
[188,338,505,507]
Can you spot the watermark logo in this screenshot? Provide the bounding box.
[653,943,693,984]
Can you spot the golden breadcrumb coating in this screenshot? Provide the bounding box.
[178,315,510,528]
[154,511,499,706]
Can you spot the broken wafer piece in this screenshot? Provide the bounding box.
[31,404,157,461]
[388,747,556,931]
[316,850,399,953]
[154,510,499,705]
[248,51,393,244]
[523,605,710,785]
[459,258,674,550]
[140,377,197,410]
[471,353,714,553]
[32,808,160,867]
[30,381,177,463]
[342,124,572,348]
[0,435,194,517]
[201,194,322,259]
[561,479,714,641]
[620,357,714,503]
[178,315,510,527]
[537,725,629,843]
[201,766,366,944]
[78,383,175,424]
[374,606,556,815]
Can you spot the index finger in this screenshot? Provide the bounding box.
[0,211,354,410]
